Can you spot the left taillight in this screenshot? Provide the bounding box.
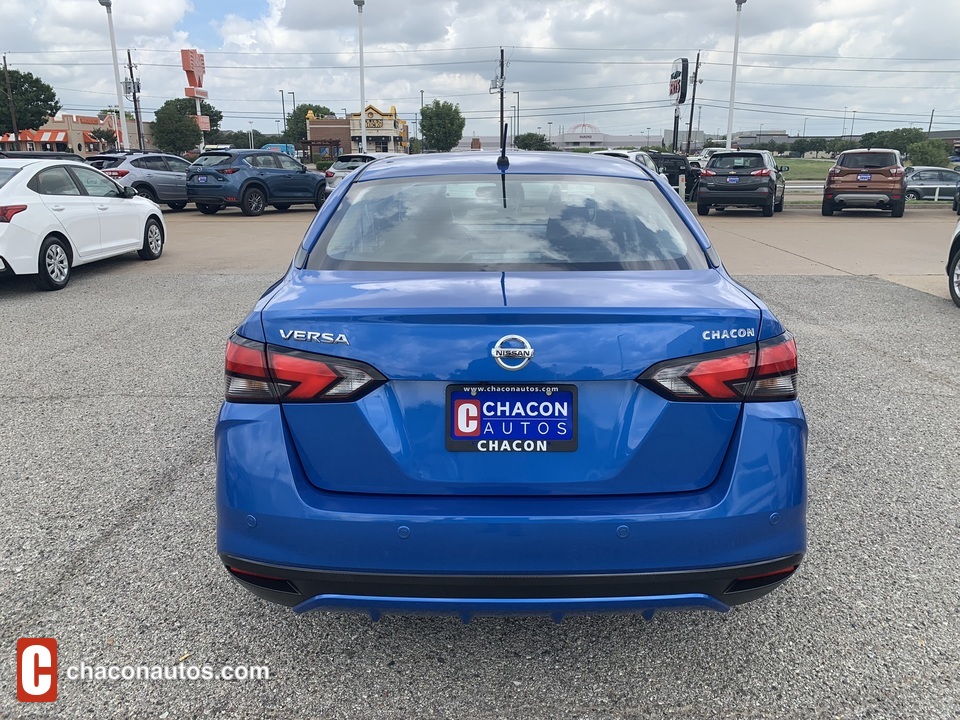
[224,333,386,403]
[0,205,27,223]
[638,333,798,402]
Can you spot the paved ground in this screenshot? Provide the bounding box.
[1,205,958,718]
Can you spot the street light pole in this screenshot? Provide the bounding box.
[725,0,747,150]
[513,91,520,139]
[548,121,553,145]
[354,0,367,153]
[280,90,287,133]
[97,0,130,151]
[288,91,297,145]
[849,110,857,141]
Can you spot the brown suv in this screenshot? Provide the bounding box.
[822,148,906,217]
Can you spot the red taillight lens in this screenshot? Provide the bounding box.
[890,167,904,177]
[324,170,335,178]
[828,166,842,176]
[218,167,240,175]
[0,205,28,223]
[638,333,798,402]
[103,169,129,178]
[750,168,771,176]
[700,169,717,177]
[224,333,386,403]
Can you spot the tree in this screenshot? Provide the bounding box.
[90,127,117,150]
[515,132,551,151]
[790,138,810,158]
[858,127,926,154]
[905,139,950,167]
[420,99,465,152]
[286,104,332,143]
[408,137,422,154]
[151,100,202,154]
[0,68,60,134]
[155,97,224,140]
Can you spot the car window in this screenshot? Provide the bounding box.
[838,152,898,169]
[246,154,278,169]
[132,156,167,171]
[69,166,122,198]
[0,167,21,189]
[87,156,124,170]
[307,174,708,272]
[165,157,191,172]
[913,171,936,181]
[36,167,82,196]
[191,154,234,168]
[276,154,302,171]
[709,154,762,169]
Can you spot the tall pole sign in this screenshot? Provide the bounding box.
[181,49,209,150]
[669,58,689,152]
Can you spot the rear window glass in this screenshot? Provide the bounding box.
[86,156,123,169]
[0,168,20,188]
[707,153,765,169]
[330,158,373,172]
[838,152,898,169]
[191,154,234,167]
[306,174,708,272]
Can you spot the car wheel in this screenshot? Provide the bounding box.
[905,190,920,201]
[774,193,784,212]
[697,203,710,216]
[761,198,774,217]
[137,218,164,260]
[167,201,187,211]
[134,185,158,203]
[196,203,220,215]
[35,235,71,291]
[241,187,266,216]
[314,188,325,210]
[273,203,291,211]
[821,200,834,216]
[950,250,960,308]
[891,201,905,218]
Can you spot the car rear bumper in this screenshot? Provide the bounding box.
[698,185,773,207]
[826,192,899,208]
[216,400,807,617]
[186,186,238,206]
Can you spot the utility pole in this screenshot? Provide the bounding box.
[928,109,935,137]
[127,49,145,149]
[685,51,701,153]
[2,54,20,151]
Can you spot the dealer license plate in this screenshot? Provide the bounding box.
[726,176,740,183]
[857,173,872,181]
[446,384,577,452]
[197,175,208,183]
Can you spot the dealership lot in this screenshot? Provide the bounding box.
[1,207,958,718]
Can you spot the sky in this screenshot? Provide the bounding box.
[2,0,959,143]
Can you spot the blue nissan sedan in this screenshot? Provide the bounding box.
[216,151,807,620]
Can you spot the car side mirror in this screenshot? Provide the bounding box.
[779,165,790,172]
[123,185,138,198]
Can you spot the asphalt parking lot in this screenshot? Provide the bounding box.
[1,205,958,718]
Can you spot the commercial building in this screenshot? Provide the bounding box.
[305,105,409,159]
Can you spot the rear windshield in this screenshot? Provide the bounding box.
[330,157,374,172]
[86,156,124,169]
[838,152,898,169]
[0,168,20,189]
[707,153,765,170]
[306,174,708,272]
[191,154,234,167]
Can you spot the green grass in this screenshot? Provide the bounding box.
[775,157,835,181]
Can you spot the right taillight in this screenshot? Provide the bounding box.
[638,333,798,402]
[700,169,717,177]
[224,333,386,403]
[0,205,28,223]
[324,170,335,178]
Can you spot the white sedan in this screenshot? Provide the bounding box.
[0,158,166,290]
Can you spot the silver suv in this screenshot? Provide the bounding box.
[85,151,192,210]
[324,152,401,199]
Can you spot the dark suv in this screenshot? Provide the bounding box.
[186,149,325,216]
[86,151,192,210]
[821,148,905,217]
[696,150,788,217]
